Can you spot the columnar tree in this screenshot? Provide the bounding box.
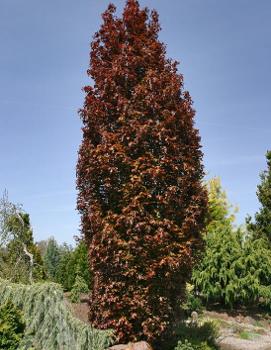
[77,0,207,344]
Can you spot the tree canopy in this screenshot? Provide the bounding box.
[77,0,207,344]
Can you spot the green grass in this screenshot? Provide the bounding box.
[238,330,261,340]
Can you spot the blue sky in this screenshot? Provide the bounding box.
[0,0,270,244]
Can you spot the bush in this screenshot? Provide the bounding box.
[193,228,271,308]
[175,340,213,350]
[0,279,112,350]
[169,320,218,350]
[193,177,271,309]
[175,340,195,350]
[182,284,203,317]
[0,300,25,350]
[70,274,89,303]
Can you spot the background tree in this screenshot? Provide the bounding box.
[0,192,44,284]
[70,272,89,303]
[206,177,237,232]
[193,177,271,309]
[43,237,61,281]
[42,237,91,291]
[247,150,271,240]
[77,0,207,345]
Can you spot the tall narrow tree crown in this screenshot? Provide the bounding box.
[77,0,207,344]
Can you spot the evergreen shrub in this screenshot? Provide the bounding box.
[0,279,112,350]
[70,274,89,303]
[0,300,25,350]
[166,320,218,350]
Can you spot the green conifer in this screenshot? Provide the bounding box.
[0,300,25,350]
[248,151,271,240]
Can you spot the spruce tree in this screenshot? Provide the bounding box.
[77,0,207,344]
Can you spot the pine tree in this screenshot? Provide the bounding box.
[248,151,271,240]
[77,0,207,344]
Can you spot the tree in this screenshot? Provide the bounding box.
[70,273,89,303]
[43,237,61,281]
[206,177,236,232]
[0,192,44,284]
[77,0,207,344]
[193,178,240,306]
[193,178,271,308]
[42,238,91,291]
[71,240,91,288]
[248,150,271,240]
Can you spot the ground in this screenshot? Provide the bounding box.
[205,309,271,350]
[65,293,271,350]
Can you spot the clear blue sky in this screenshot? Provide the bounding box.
[1,0,270,244]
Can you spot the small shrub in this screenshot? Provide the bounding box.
[174,339,213,350]
[182,285,203,317]
[0,300,25,350]
[70,275,89,303]
[175,340,195,350]
[171,320,219,350]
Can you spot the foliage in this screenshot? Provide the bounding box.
[170,321,218,350]
[193,177,271,308]
[77,0,207,344]
[237,236,271,308]
[71,240,91,288]
[182,284,203,317]
[43,238,90,291]
[70,274,89,303]
[0,192,45,284]
[56,240,91,291]
[0,300,25,350]
[193,227,242,307]
[247,150,271,240]
[206,177,236,232]
[43,237,61,280]
[175,340,195,350]
[0,279,112,350]
[193,178,239,306]
[174,340,213,350]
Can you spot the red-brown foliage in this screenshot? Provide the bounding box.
[77,0,207,345]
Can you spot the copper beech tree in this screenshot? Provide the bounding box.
[77,0,207,345]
